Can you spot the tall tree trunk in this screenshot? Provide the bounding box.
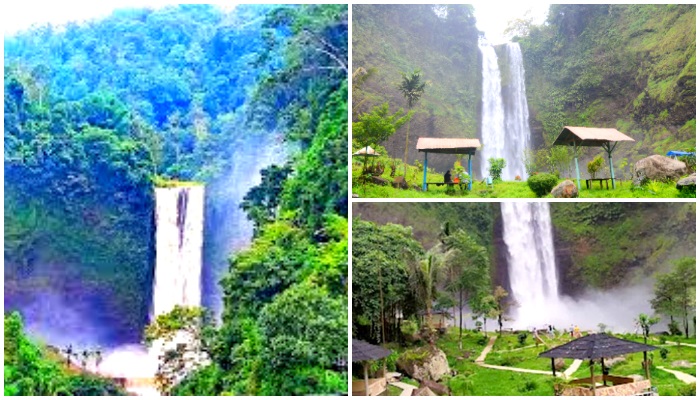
[459,290,464,350]
[403,120,411,177]
[379,267,385,345]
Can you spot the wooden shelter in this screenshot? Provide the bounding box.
[352,339,392,396]
[416,137,481,191]
[552,127,635,190]
[539,333,658,396]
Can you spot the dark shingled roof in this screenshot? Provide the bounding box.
[538,333,658,360]
[352,339,392,362]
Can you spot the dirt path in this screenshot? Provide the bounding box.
[474,336,564,377]
[563,359,583,378]
[657,367,696,384]
[389,381,418,396]
[474,336,497,363]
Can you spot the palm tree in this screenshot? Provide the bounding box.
[408,253,443,347]
[635,313,660,344]
[397,69,426,177]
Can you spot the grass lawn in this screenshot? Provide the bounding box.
[352,160,690,198]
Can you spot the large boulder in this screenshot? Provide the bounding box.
[393,176,409,189]
[550,180,578,198]
[396,346,450,382]
[412,387,437,396]
[423,380,449,395]
[633,155,687,186]
[676,173,696,190]
[554,358,566,371]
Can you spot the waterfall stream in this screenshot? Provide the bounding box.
[501,202,559,327]
[479,42,531,180]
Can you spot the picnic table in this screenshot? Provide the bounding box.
[586,178,612,189]
[425,182,468,192]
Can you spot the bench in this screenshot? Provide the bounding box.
[425,182,468,191]
[586,178,612,189]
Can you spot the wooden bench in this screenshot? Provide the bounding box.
[425,182,468,191]
[586,178,612,189]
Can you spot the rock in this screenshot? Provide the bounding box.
[629,374,645,382]
[604,356,626,368]
[550,180,579,198]
[392,176,409,189]
[676,173,696,189]
[412,387,437,396]
[412,185,422,191]
[634,155,687,186]
[370,176,389,186]
[396,346,450,382]
[352,193,359,198]
[423,380,449,395]
[672,360,693,368]
[554,358,566,371]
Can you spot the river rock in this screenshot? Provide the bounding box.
[393,176,409,189]
[633,155,687,185]
[550,180,578,198]
[396,346,450,382]
[676,173,696,189]
[554,358,566,371]
[370,176,388,186]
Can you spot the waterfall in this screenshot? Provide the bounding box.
[501,202,559,328]
[479,42,505,179]
[502,43,531,179]
[479,42,531,180]
[152,186,205,317]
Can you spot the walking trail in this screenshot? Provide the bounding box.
[474,336,583,378]
[389,381,418,396]
[657,367,696,384]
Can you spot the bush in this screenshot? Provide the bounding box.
[476,336,488,346]
[677,183,695,198]
[678,383,696,396]
[659,348,669,359]
[488,158,506,181]
[448,374,473,395]
[520,380,538,392]
[527,173,558,197]
[587,155,604,178]
[517,332,528,346]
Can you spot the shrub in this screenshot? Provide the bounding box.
[668,321,682,336]
[587,155,604,178]
[476,336,488,346]
[659,348,669,359]
[521,380,538,392]
[678,383,695,396]
[488,158,506,181]
[527,173,558,197]
[677,183,695,198]
[448,374,473,395]
[517,332,528,346]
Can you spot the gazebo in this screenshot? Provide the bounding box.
[552,127,635,190]
[539,333,658,396]
[352,339,392,396]
[416,137,481,191]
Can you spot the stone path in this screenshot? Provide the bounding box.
[474,336,564,377]
[666,341,696,348]
[563,359,583,378]
[390,381,418,396]
[657,367,696,384]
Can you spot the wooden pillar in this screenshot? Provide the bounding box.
[363,362,370,396]
[601,358,606,386]
[468,153,473,190]
[551,358,556,377]
[589,359,596,396]
[643,351,650,380]
[422,151,428,191]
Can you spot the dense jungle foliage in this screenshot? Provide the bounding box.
[4,313,126,396]
[517,4,696,170]
[352,4,481,172]
[5,3,348,396]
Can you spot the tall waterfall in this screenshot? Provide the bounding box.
[479,42,531,180]
[479,42,505,179]
[501,202,559,327]
[152,186,205,317]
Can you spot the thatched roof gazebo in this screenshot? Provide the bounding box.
[552,127,635,190]
[353,339,392,396]
[416,137,481,191]
[539,333,658,396]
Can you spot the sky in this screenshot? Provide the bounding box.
[1,0,238,35]
[473,2,550,44]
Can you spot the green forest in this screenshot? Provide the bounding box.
[5,4,347,396]
[352,4,695,198]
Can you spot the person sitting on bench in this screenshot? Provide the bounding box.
[443,169,452,184]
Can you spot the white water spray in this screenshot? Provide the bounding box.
[502,43,531,179]
[479,42,506,179]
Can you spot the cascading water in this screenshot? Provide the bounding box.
[479,42,531,180]
[501,202,559,327]
[152,186,205,317]
[502,43,531,179]
[479,42,506,179]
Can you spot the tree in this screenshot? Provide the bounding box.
[443,229,490,348]
[352,102,412,175]
[587,155,604,179]
[472,294,498,337]
[408,253,444,346]
[652,257,696,338]
[397,69,426,177]
[634,313,660,344]
[491,286,515,335]
[488,158,506,181]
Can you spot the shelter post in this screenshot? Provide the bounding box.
[589,359,596,396]
[601,358,606,386]
[602,142,618,189]
[422,151,428,191]
[468,154,473,190]
[643,351,650,380]
[574,142,581,190]
[363,361,369,396]
[550,358,556,377]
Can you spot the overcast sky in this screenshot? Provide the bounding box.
[473,2,550,44]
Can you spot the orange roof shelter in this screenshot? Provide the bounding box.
[553,127,635,190]
[416,137,481,191]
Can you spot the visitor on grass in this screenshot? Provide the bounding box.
[444,169,452,184]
